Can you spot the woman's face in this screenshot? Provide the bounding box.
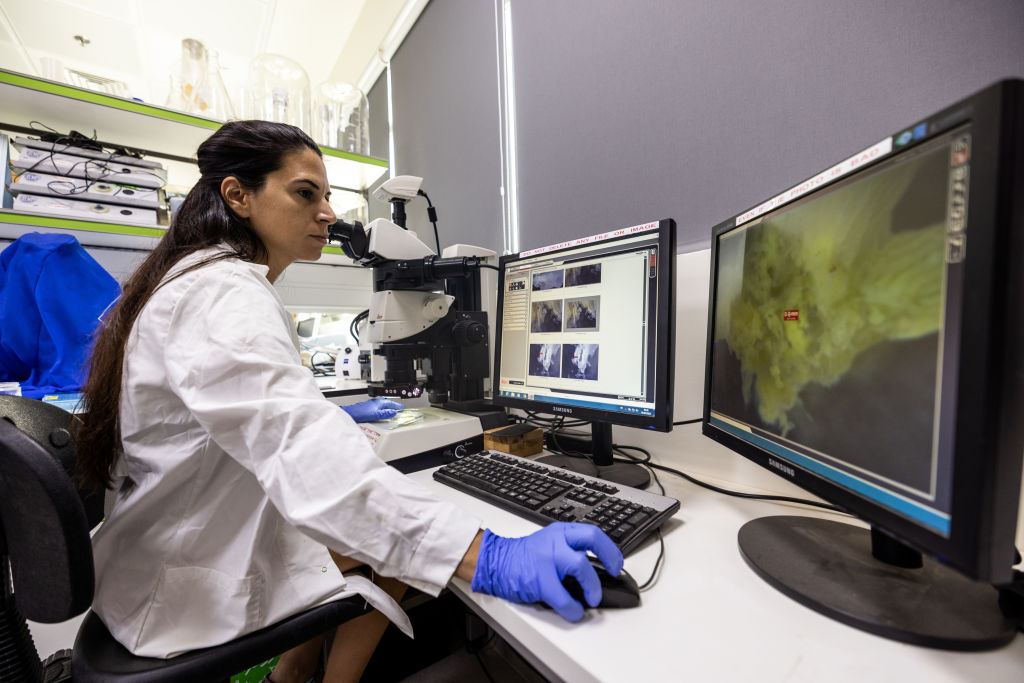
[225,147,336,281]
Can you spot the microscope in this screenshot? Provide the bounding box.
[328,176,504,466]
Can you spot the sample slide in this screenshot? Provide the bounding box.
[565,263,601,287]
[565,296,599,330]
[530,300,563,333]
[529,343,562,377]
[562,343,599,380]
[532,270,564,291]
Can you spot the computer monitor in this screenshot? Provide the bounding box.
[494,219,676,488]
[703,79,1024,650]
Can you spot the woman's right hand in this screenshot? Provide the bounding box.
[467,523,623,621]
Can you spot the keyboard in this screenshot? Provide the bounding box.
[433,450,680,555]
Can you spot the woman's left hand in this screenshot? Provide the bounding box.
[341,398,405,423]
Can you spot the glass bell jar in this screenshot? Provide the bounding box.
[312,81,369,154]
[246,54,311,132]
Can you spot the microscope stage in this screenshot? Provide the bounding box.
[359,406,485,474]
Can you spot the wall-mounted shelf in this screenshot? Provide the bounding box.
[0,69,387,192]
[0,210,350,260]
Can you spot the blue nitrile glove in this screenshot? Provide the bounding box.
[470,522,623,621]
[341,398,404,423]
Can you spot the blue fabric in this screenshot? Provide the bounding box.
[0,233,120,398]
[471,522,623,621]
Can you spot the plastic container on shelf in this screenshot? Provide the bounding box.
[312,81,369,154]
[246,54,311,133]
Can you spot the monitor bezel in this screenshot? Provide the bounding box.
[701,79,1024,583]
[494,218,677,432]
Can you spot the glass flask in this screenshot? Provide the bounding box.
[194,50,235,120]
[312,81,369,154]
[246,54,311,133]
[164,75,190,112]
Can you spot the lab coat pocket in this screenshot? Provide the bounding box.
[138,565,265,656]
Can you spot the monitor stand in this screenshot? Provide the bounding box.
[538,422,651,490]
[738,515,1017,650]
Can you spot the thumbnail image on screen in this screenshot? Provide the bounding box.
[565,264,602,287]
[562,343,599,380]
[530,300,563,333]
[533,270,564,290]
[710,141,950,494]
[566,297,600,330]
[529,343,562,377]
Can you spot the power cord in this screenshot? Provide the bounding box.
[416,189,441,256]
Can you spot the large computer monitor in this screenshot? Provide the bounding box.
[494,219,676,488]
[703,79,1024,649]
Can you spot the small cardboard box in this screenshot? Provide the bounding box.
[484,424,544,456]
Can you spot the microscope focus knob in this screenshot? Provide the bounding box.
[452,319,487,345]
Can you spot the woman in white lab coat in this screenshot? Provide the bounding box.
[76,120,622,683]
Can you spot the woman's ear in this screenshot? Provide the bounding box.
[220,176,250,218]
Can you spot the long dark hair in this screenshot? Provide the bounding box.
[77,120,321,489]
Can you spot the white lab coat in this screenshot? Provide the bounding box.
[90,247,482,658]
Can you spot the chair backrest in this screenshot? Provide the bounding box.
[0,395,104,528]
[0,399,95,624]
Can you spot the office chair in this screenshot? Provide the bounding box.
[0,395,371,682]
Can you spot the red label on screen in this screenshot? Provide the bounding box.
[783,310,799,321]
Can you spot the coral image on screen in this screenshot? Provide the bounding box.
[529,343,562,377]
[565,264,601,287]
[709,142,951,493]
[562,343,599,380]
[530,300,563,333]
[532,270,564,290]
[565,297,599,330]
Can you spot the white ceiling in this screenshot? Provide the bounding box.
[0,0,415,110]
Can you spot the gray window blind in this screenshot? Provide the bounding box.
[510,0,1024,252]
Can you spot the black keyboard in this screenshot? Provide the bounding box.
[434,450,680,556]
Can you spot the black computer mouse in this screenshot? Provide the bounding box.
[560,559,641,609]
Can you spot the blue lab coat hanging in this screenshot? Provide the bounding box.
[0,232,120,398]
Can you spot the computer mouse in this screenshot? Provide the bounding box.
[560,559,641,609]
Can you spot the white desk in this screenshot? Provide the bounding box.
[406,426,1024,682]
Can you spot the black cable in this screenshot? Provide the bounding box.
[19,123,165,199]
[635,529,665,591]
[349,309,369,343]
[612,444,845,512]
[417,189,442,256]
[673,417,702,425]
[478,263,500,271]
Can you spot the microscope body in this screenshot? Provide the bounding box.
[329,217,494,406]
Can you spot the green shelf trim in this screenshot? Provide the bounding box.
[0,211,166,237]
[319,147,388,167]
[0,70,221,130]
[1,69,388,179]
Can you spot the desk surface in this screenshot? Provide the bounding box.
[407,426,1024,683]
